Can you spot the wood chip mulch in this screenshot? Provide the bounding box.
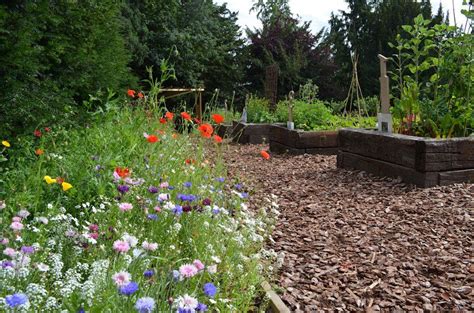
[223,144,474,312]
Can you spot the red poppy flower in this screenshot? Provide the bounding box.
[185,159,195,165]
[35,148,44,155]
[198,123,214,138]
[115,167,130,178]
[147,135,159,143]
[165,112,174,120]
[181,112,191,121]
[260,150,270,160]
[213,135,223,143]
[34,129,42,138]
[44,127,51,132]
[159,118,167,124]
[212,114,225,124]
[137,92,144,99]
[127,89,136,98]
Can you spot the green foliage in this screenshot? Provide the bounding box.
[0,104,273,311]
[328,0,443,97]
[246,96,278,123]
[390,15,473,137]
[0,1,133,137]
[275,100,376,131]
[123,0,245,99]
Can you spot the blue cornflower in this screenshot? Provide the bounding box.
[177,194,197,202]
[77,308,85,313]
[119,282,139,296]
[172,270,180,282]
[215,177,225,183]
[117,185,130,194]
[173,205,183,215]
[203,282,217,297]
[212,207,220,215]
[147,214,158,220]
[234,183,243,190]
[5,293,28,308]
[183,182,192,188]
[240,192,249,199]
[196,303,208,311]
[144,269,155,278]
[135,297,155,313]
[168,186,175,190]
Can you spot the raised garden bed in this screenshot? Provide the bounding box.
[231,121,285,144]
[269,125,339,155]
[337,128,474,187]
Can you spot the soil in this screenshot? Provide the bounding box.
[223,144,474,312]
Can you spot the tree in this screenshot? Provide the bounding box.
[0,1,132,136]
[245,0,337,100]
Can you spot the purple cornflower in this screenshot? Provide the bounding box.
[147,214,158,221]
[168,186,175,190]
[173,205,183,215]
[5,293,28,308]
[119,282,139,296]
[183,182,192,188]
[117,185,130,194]
[21,246,35,254]
[212,207,220,215]
[215,177,225,183]
[148,186,159,194]
[143,269,155,278]
[135,297,155,313]
[234,183,243,190]
[203,282,217,297]
[78,308,85,313]
[196,303,208,311]
[202,198,211,206]
[183,205,192,213]
[1,260,14,268]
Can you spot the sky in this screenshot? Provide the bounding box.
[214,0,468,34]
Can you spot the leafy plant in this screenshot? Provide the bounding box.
[246,96,278,123]
[389,14,473,137]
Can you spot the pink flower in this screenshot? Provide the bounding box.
[193,259,205,271]
[10,222,24,231]
[160,182,169,189]
[112,271,131,287]
[142,241,158,251]
[119,203,133,212]
[179,264,198,278]
[1,238,9,245]
[3,247,17,258]
[113,240,130,253]
[12,216,21,222]
[154,206,161,212]
[89,233,99,240]
[89,224,99,232]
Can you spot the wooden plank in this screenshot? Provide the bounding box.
[337,151,439,187]
[306,147,339,155]
[270,141,305,155]
[299,131,338,148]
[439,169,474,186]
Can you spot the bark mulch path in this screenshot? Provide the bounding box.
[223,144,473,312]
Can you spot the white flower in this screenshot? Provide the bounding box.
[175,294,198,311]
[47,203,53,209]
[122,234,138,247]
[211,256,221,264]
[207,264,217,274]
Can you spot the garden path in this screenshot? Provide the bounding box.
[224,144,473,312]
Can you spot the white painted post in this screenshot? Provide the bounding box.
[287,91,295,130]
[377,54,393,133]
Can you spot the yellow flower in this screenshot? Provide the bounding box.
[2,140,10,148]
[44,176,57,184]
[62,182,73,191]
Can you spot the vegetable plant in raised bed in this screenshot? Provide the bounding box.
[338,13,474,187]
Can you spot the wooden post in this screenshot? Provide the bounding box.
[377,54,393,133]
[197,91,203,121]
[287,91,295,130]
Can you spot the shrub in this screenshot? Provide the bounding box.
[246,96,277,123]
